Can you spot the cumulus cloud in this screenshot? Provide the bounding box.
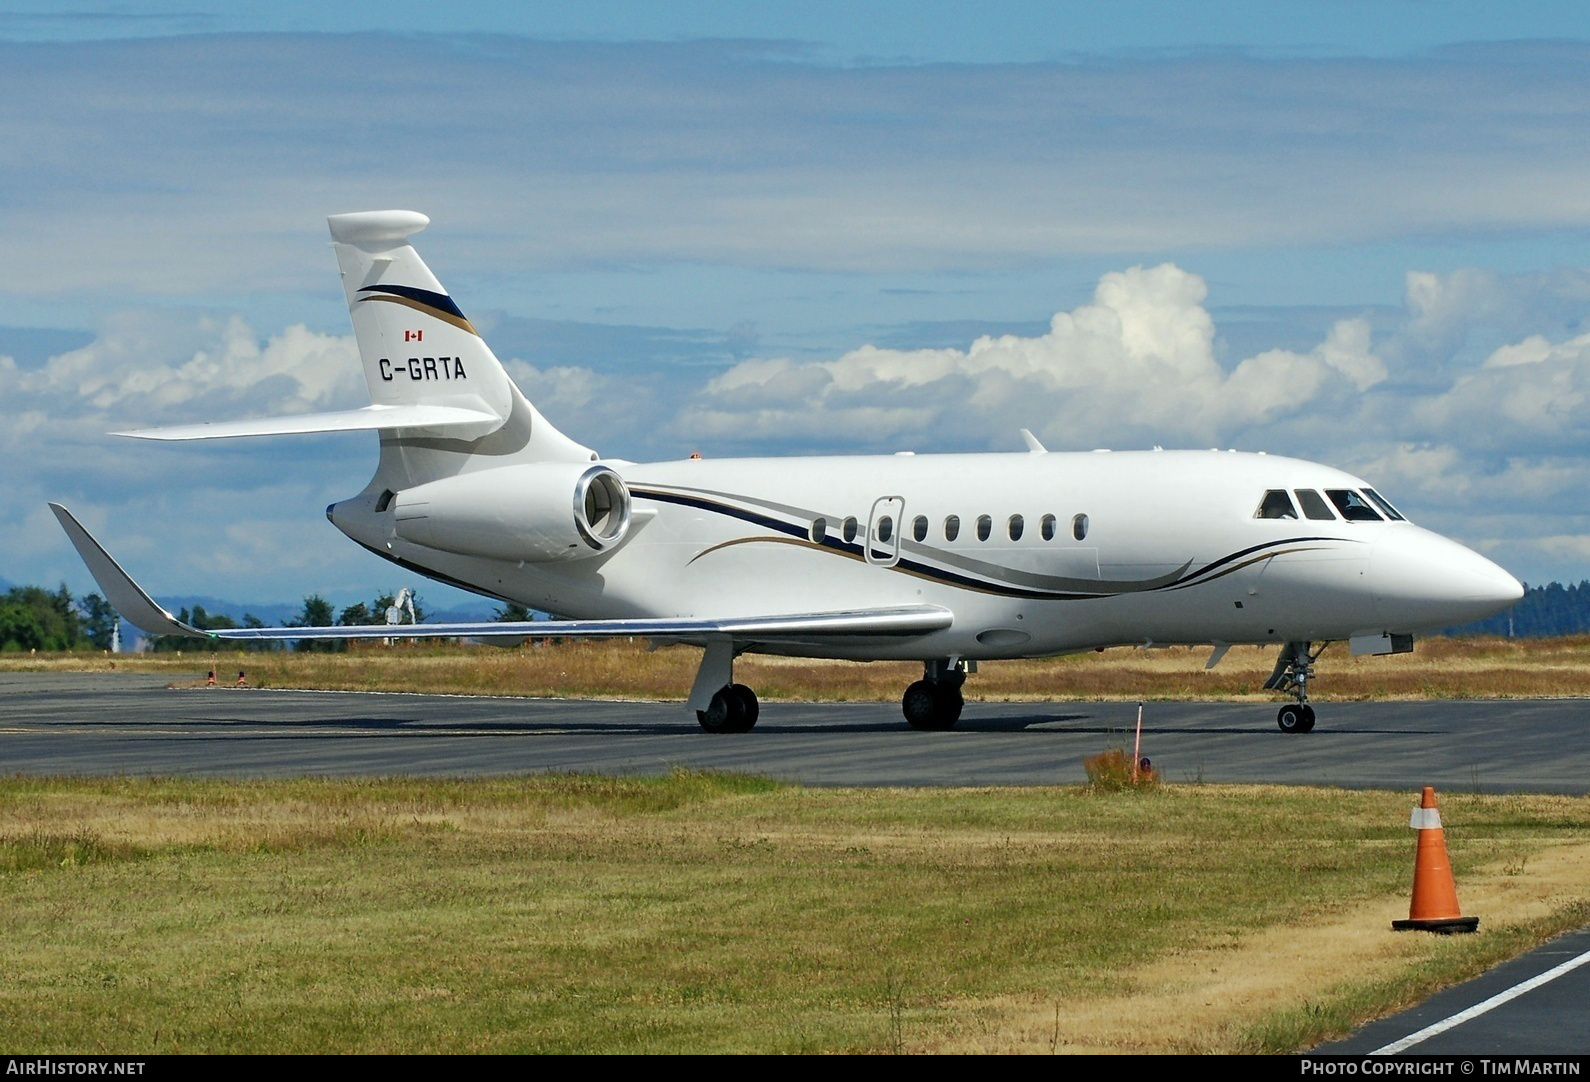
[679,264,1386,451]
[0,312,360,429]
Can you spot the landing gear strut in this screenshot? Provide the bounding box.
[1265,641,1323,734]
[902,659,968,730]
[697,683,759,733]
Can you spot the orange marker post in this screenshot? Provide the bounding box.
[1392,786,1478,934]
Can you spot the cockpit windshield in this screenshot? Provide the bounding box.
[1254,490,1298,519]
[1326,489,1383,522]
[1361,488,1407,522]
[1294,489,1336,521]
[1256,486,1410,524]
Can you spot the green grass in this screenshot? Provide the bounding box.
[0,775,1584,1053]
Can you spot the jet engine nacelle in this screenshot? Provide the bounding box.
[392,463,632,562]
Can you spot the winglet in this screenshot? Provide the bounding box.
[1019,428,1048,454]
[48,504,207,639]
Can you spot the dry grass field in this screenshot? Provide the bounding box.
[0,775,1586,1054]
[5,634,1588,703]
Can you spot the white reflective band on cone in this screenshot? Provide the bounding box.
[1410,808,1442,830]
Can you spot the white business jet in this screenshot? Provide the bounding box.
[52,210,1524,735]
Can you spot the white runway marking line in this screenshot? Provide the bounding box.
[1370,942,1590,1054]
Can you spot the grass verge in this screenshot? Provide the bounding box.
[7,635,1590,702]
[0,775,1584,1053]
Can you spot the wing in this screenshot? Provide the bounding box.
[50,503,953,647]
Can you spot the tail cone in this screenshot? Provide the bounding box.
[1392,787,1479,934]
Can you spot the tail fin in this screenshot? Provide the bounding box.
[328,211,595,482]
[329,211,513,422]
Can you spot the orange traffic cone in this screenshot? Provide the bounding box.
[1392,786,1478,934]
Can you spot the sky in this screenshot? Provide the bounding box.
[4,3,1590,615]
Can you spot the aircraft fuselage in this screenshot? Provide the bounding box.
[329,447,1520,663]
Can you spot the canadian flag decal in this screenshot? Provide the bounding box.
[404,330,423,342]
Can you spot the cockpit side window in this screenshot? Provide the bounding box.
[1294,489,1336,521]
[1326,489,1383,522]
[1362,488,1407,522]
[1255,490,1298,519]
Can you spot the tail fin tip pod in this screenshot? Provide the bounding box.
[326,209,431,249]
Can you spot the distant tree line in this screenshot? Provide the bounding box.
[287,592,429,653]
[0,585,110,652]
[154,592,435,653]
[1446,581,1590,638]
[0,585,432,653]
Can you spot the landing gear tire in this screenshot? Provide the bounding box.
[1277,703,1316,734]
[729,684,759,730]
[903,680,963,731]
[698,684,758,733]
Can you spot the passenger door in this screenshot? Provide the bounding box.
[866,496,904,567]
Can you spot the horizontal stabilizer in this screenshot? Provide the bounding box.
[116,403,506,442]
[51,503,952,647]
[49,503,205,639]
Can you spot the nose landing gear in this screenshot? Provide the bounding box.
[902,658,968,730]
[1266,641,1323,733]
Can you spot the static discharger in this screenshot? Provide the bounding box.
[1392,786,1479,934]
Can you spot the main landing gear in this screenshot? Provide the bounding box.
[697,683,759,733]
[691,651,973,734]
[901,659,968,730]
[1265,641,1324,734]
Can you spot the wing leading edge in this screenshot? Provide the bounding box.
[50,504,952,647]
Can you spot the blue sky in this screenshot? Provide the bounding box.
[4,4,1590,614]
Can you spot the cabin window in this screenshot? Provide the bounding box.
[810,517,827,543]
[1326,489,1383,522]
[1362,488,1407,522]
[912,515,928,542]
[1041,513,1056,541]
[842,516,859,543]
[876,515,894,543]
[1072,513,1089,541]
[976,514,992,541]
[1008,514,1024,541]
[1294,489,1336,521]
[944,515,960,541]
[1255,490,1298,519]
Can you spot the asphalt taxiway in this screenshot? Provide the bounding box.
[1,670,1586,791]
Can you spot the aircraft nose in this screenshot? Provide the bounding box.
[1371,527,1523,631]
